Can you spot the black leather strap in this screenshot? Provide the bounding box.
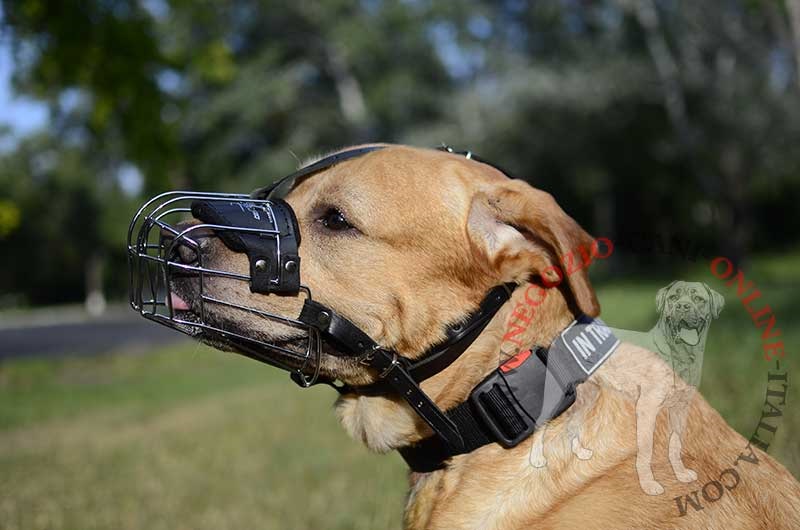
[253,144,509,202]
[251,145,388,200]
[368,348,465,451]
[437,145,516,179]
[340,283,515,395]
[298,298,465,448]
[297,284,516,450]
[298,299,379,358]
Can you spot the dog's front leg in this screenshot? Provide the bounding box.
[667,393,698,483]
[567,381,598,460]
[529,424,548,468]
[635,384,667,495]
[570,433,593,461]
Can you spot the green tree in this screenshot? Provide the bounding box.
[2,0,800,306]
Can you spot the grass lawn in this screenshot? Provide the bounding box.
[0,252,797,530]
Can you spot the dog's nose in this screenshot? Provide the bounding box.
[161,222,199,265]
[679,302,692,310]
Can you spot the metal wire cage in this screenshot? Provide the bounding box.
[127,191,322,386]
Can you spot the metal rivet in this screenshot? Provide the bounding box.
[284,260,297,273]
[255,259,268,272]
[317,311,331,326]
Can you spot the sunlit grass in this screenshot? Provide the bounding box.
[0,345,406,530]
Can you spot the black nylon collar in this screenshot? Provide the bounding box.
[399,315,620,472]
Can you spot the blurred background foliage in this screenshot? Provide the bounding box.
[0,0,799,306]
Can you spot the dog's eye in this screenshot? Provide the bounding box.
[318,208,353,231]
[693,295,704,303]
[669,294,679,302]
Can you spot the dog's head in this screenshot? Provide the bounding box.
[655,280,724,348]
[167,145,599,385]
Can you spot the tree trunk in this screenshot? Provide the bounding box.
[324,43,371,141]
[85,252,107,316]
[787,0,800,89]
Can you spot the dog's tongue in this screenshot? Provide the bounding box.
[170,293,190,311]
[678,327,700,345]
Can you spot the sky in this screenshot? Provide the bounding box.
[0,36,143,194]
[0,2,484,144]
[0,37,48,145]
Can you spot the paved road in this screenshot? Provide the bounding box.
[0,311,188,361]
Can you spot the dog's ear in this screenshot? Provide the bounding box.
[466,178,599,317]
[655,281,677,314]
[704,284,725,319]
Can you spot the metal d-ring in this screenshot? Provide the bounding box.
[378,351,402,378]
[359,344,381,366]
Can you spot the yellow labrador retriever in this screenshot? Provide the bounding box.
[132,144,800,529]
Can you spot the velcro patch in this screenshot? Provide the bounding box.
[558,315,619,375]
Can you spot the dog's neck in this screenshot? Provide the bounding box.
[334,281,577,454]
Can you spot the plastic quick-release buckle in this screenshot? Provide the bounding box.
[468,348,576,448]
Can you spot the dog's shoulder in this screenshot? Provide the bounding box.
[609,326,659,354]
[593,333,677,399]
